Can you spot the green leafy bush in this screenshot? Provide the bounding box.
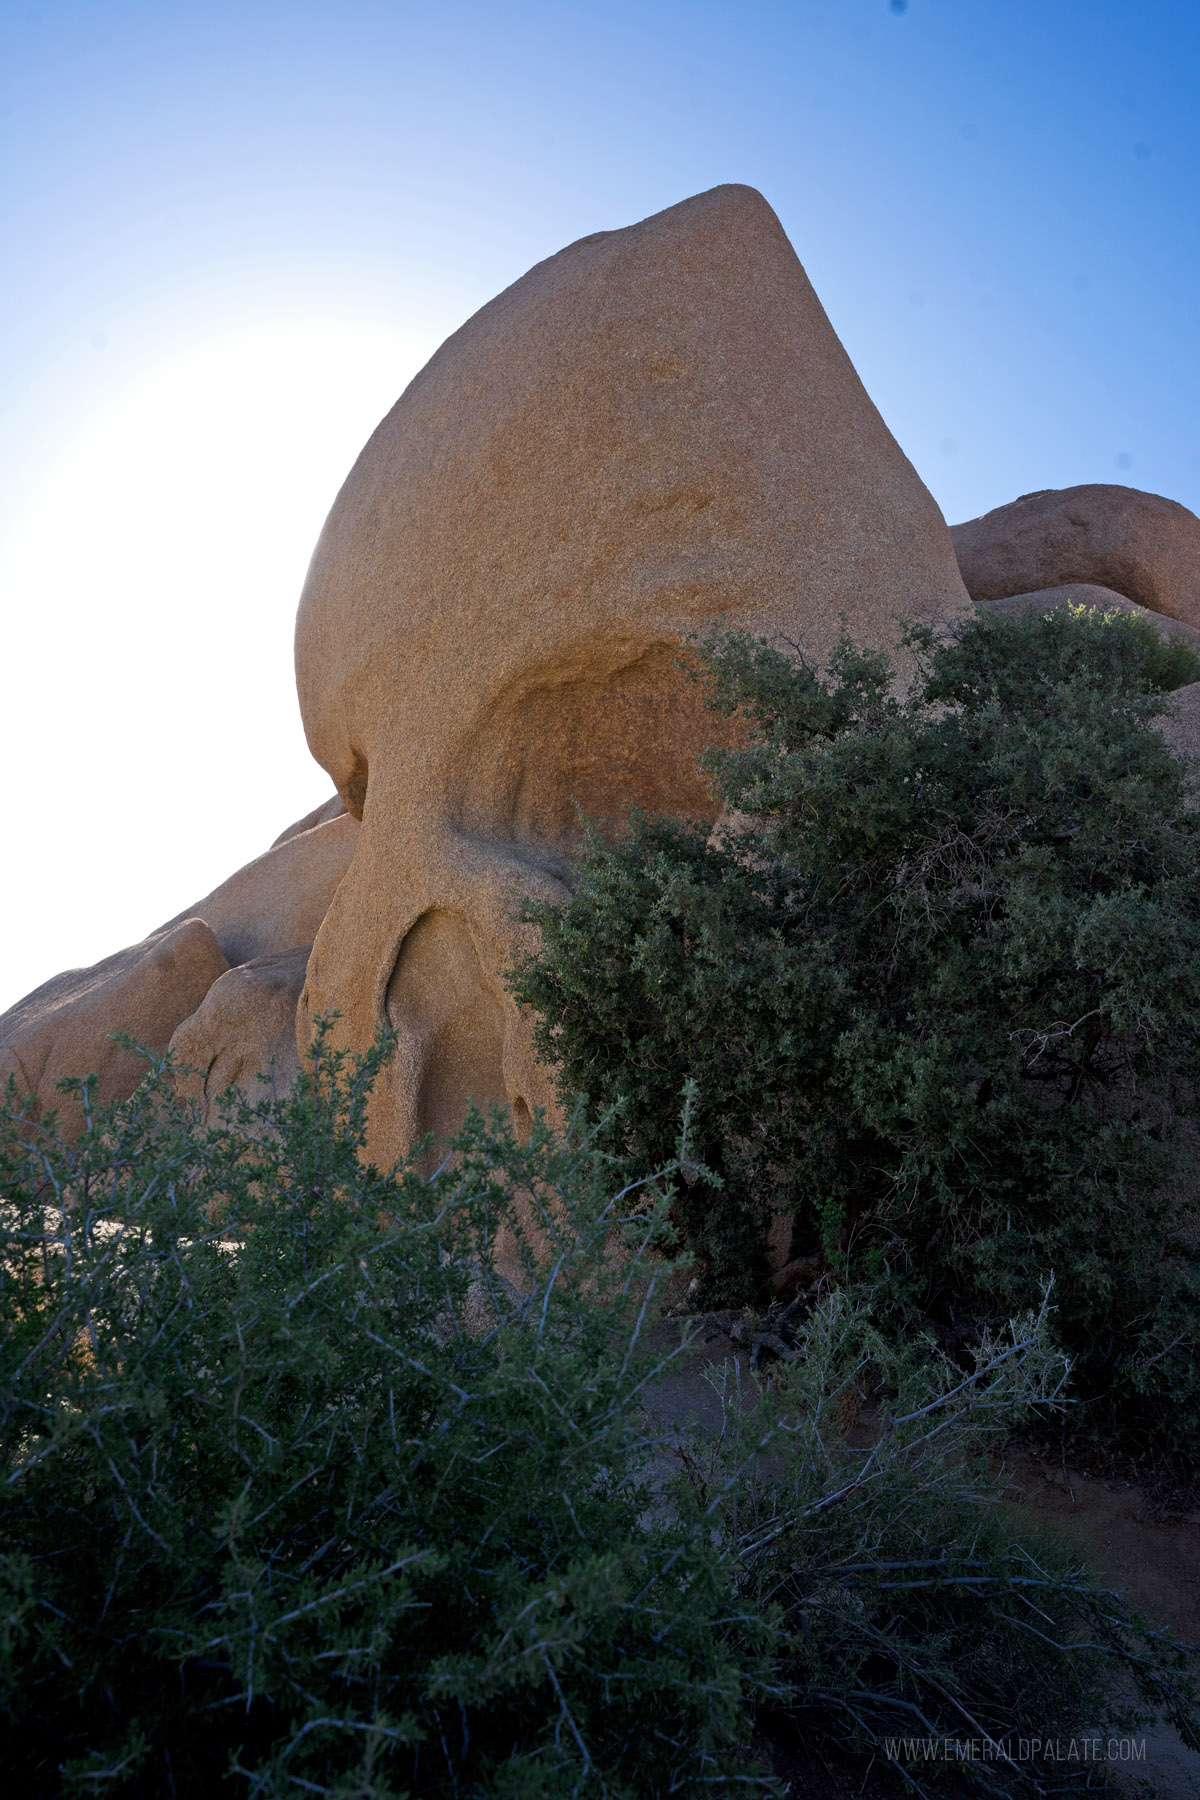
[0,1039,771,1797]
[508,606,1200,1451]
[2,1034,1195,1795]
[699,1287,1200,1788]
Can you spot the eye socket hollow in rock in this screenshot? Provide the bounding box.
[446,644,739,855]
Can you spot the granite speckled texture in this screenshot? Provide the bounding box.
[294,182,971,1164]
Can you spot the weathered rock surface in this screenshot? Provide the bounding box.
[953,485,1200,626]
[0,799,356,1131]
[169,946,309,1119]
[0,919,229,1131]
[980,579,1200,649]
[1156,679,1200,775]
[271,793,347,850]
[161,807,358,969]
[295,181,971,1164]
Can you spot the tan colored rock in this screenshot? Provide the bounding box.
[0,799,357,1132]
[164,806,358,968]
[169,946,309,1119]
[1156,680,1200,776]
[271,793,347,849]
[980,580,1200,650]
[952,486,1200,626]
[294,182,971,1164]
[0,918,229,1133]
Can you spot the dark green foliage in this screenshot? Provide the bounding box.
[503,810,820,1302]
[708,1291,1200,1791]
[508,606,1200,1450]
[0,1038,773,1797]
[0,1035,1196,1796]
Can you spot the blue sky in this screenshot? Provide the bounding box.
[1,0,1198,1007]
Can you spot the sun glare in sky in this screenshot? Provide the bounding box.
[0,323,418,1007]
[2,0,1198,1014]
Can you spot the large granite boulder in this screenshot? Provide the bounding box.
[952,486,1200,626]
[294,181,972,1164]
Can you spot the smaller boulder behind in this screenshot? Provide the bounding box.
[169,946,309,1120]
[0,919,229,1133]
[953,485,1200,627]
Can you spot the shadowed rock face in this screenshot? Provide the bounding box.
[952,485,1200,626]
[0,919,230,1134]
[0,804,358,1133]
[295,181,972,1165]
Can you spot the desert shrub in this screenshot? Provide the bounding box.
[699,1288,1200,1792]
[0,1039,1195,1796]
[508,606,1200,1451]
[0,1038,774,1797]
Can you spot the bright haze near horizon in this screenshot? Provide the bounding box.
[1,0,1198,1014]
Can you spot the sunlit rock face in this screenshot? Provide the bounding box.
[11,186,1200,1169]
[293,181,971,1165]
[951,485,1200,628]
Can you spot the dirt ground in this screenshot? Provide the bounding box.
[1003,1450,1200,1799]
[1003,1449,1200,1651]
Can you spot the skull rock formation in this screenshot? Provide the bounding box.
[9,186,1200,1176]
[951,485,1200,626]
[0,800,357,1131]
[294,181,972,1165]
